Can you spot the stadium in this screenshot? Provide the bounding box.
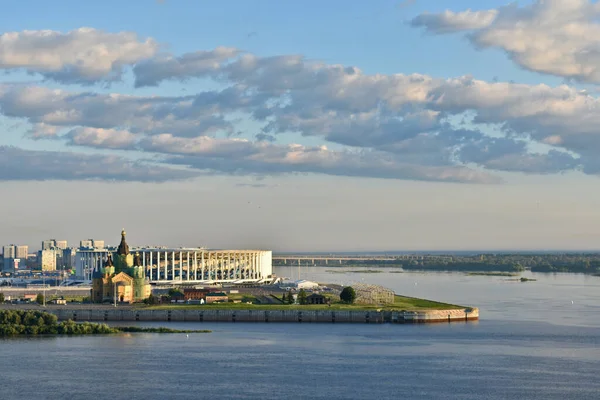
[77,248,273,284]
[75,231,273,285]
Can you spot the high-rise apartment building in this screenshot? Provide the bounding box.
[42,239,67,250]
[3,244,28,274]
[79,239,104,249]
[61,248,76,269]
[16,245,28,259]
[39,249,57,271]
[3,245,16,258]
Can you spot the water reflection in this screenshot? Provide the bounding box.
[1,268,600,399]
[2,319,600,400]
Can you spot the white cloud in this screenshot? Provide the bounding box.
[457,136,578,174]
[0,84,235,138]
[56,132,494,183]
[411,9,498,33]
[65,127,139,149]
[5,38,600,181]
[133,47,240,87]
[411,0,600,83]
[144,134,500,183]
[0,27,158,84]
[28,122,60,139]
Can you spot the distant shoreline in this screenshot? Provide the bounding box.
[273,253,600,274]
[273,250,600,255]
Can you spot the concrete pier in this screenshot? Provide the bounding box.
[21,307,479,324]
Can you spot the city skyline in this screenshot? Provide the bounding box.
[3,1,600,251]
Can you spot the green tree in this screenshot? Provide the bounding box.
[287,291,295,304]
[168,288,183,297]
[43,313,58,326]
[340,287,356,304]
[298,289,307,305]
[0,292,4,303]
[36,293,44,305]
[144,294,159,305]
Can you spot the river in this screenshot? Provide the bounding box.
[2,268,600,399]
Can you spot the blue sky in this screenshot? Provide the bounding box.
[2,0,600,252]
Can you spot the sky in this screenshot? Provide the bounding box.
[2,0,600,252]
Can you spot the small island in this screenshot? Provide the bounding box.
[0,310,211,337]
[467,272,519,277]
[519,277,537,282]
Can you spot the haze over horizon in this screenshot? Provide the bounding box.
[3,0,600,252]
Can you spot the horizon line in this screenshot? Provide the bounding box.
[271,249,600,254]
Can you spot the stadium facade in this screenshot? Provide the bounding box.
[75,232,273,284]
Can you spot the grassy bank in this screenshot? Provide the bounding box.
[139,295,464,312]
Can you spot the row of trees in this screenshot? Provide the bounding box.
[0,310,118,336]
[0,310,208,336]
[280,287,357,305]
[281,291,296,304]
[280,289,309,304]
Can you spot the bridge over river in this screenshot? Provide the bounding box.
[272,254,429,266]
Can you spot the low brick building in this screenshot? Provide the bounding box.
[205,292,228,303]
[183,288,223,301]
[183,288,207,300]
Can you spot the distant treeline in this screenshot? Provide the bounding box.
[277,254,600,274]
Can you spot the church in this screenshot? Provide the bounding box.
[92,229,151,303]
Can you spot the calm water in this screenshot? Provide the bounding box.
[2,268,600,400]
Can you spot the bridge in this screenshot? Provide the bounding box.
[272,255,425,265]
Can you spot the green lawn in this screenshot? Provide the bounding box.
[392,295,464,310]
[138,295,465,312]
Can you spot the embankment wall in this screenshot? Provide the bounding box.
[35,307,479,324]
